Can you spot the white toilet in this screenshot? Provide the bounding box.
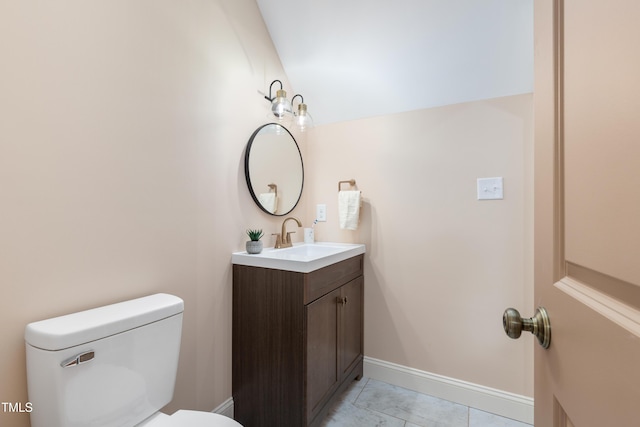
[25,293,242,427]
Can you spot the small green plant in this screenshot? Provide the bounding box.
[246,229,264,241]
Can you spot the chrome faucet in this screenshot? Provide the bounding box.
[273,217,302,248]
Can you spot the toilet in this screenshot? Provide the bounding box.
[24,293,242,427]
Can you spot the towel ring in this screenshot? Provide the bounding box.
[338,179,356,192]
[268,183,277,197]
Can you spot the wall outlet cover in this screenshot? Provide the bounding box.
[317,204,327,221]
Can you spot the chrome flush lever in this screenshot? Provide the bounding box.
[61,350,95,368]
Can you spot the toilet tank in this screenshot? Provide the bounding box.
[25,293,184,427]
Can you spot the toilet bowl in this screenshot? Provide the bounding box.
[139,410,241,427]
[25,293,242,427]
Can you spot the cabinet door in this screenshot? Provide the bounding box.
[306,287,340,421]
[339,276,364,379]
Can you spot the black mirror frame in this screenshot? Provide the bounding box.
[244,123,304,216]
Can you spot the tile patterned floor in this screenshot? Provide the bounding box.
[320,378,533,427]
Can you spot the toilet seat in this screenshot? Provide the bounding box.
[138,410,242,427]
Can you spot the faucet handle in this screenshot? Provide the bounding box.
[285,231,296,244]
[271,233,282,249]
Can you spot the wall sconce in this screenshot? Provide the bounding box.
[292,94,313,132]
[263,80,313,131]
[264,80,292,119]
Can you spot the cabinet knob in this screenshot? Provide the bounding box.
[336,296,348,305]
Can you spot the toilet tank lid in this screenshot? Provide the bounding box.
[25,293,184,351]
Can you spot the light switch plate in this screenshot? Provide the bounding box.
[316,204,327,221]
[477,177,504,200]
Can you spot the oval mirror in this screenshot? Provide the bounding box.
[244,123,304,216]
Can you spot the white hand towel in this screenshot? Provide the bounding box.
[338,191,361,230]
[258,193,277,214]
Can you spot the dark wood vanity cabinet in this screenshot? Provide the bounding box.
[232,254,364,427]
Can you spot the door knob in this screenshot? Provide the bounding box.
[503,307,551,349]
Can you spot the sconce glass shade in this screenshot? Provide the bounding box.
[271,89,292,118]
[294,103,313,131]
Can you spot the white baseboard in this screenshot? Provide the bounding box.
[212,397,235,419]
[363,356,533,425]
[212,358,533,425]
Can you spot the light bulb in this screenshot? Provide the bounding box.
[271,89,292,119]
[294,103,313,131]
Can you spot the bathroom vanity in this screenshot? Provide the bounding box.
[232,243,365,427]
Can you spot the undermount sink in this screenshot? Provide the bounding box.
[232,242,365,273]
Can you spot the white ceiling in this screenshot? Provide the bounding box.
[256,0,533,126]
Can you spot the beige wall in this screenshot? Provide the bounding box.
[304,95,534,396]
[0,1,307,426]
